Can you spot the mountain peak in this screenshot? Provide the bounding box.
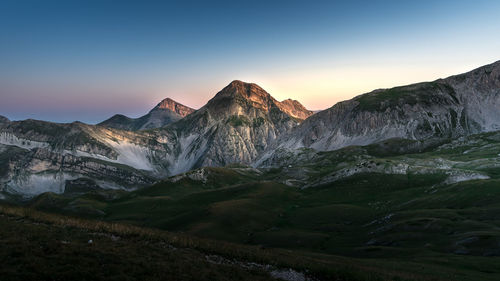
[153,98,195,117]
[224,80,268,97]
[205,81,314,122]
[228,79,248,86]
[276,99,314,120]
[206,80,277,113]
[99,98,194,130]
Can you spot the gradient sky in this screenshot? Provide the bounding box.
[1,0,500,123]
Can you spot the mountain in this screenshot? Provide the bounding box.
[99,98,195,131]
[276,98,314,120]
[0,119,174,196]
[0,81,308,196]
[2,63,500,281]
[163,80,301,173]
[1,61,500,197]
[267,60,500,154]
[155,97,196,117]
[15,129,500,281]
[0,115,9,124]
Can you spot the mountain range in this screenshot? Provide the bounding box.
[0,61,499,197]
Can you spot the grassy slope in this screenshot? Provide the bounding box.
[0,206,275,281]
[24,173,500,281]
[0,204,430,281]
[5,131,500,280]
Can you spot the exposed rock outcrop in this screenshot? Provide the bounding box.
[164,80,300,172]
[99,98,195,131]
[155,98,195,117]
[276,99,314,120]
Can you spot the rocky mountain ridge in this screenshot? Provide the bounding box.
[99,98,195,131]
[0,81,312,196]
[261,60,500,159]
[163,80,302,173]
[155,98,195,117]
[0,119,173,196]
[1,61,500,197]
[276,98,314,120]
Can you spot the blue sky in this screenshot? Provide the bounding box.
[1,0,499,123]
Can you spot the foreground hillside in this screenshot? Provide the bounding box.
[2,204,499,281]
[0,205,278,281]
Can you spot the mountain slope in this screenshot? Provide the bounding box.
[155,97,196,117]
[99,98,194,131]
[0,115,9,124]
[16,130,500,281]
[270,60,500,153]
[163,80,301,173]
[2,61,500,197]
[276,98,314,120]
[0,119,176,196]
[0,81,313,196]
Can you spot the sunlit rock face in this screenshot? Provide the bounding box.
[155,98,195,117]
[269,60,500,153]
[276,99,314,121]
[165,80,303,171]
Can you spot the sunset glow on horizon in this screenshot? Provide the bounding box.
[1,0,499,123]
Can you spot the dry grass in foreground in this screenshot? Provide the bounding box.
[0,203,439,281]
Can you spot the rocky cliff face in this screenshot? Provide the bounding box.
[164,80,300,173]
[155,98,195,117]
[0,119,175,196]
[99,98,194,131]
[267,60,500,153]
[276,99,314,120]
[0,145,155,196]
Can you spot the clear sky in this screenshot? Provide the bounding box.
[1,0,499,123]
